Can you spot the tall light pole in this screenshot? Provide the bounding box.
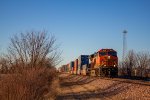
[123,30,127,62]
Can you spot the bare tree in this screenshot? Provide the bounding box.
[124,50,136,77]
[118,61,126,76]
[135,51,150,77]
[2,31,61,72]
[119,50,137,77]
[119,50,150,79]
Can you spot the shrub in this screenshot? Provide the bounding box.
[0,67,57,100]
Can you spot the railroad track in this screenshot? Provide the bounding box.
[60,73,150,86]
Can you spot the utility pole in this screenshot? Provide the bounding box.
[123,30,127,62]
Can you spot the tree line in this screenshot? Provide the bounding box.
[119,50,150,79]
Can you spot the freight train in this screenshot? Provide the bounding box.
[59,49,118,77]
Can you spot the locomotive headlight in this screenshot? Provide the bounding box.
[108,56,110,59]
[114,65,116,67]
[104,65,106,66]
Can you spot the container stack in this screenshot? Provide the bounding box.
[82,64,88,75]
[74,59,78,74]
[66,63,70,73]
[77,55,89,75]
[70,61,74,74]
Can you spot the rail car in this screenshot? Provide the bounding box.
[59,48,118,77]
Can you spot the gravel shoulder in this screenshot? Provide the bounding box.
[56,73,150,100]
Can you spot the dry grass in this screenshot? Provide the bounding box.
[0,67,58,100]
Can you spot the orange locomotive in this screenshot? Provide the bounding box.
[90,49,118,77]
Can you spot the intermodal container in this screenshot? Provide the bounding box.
[74,59,78,74]
[66,63,70,73]
[81,64,89,75]
[70,61,74,70]
[70,61,74,74]
[78,55,89,70]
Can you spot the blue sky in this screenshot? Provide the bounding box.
[0,0,150,67]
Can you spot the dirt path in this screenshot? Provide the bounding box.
[56,73,150,100]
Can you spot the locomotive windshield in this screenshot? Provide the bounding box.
[99,52,107,56]
[99,51,117,57]
[108,52,117,56]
